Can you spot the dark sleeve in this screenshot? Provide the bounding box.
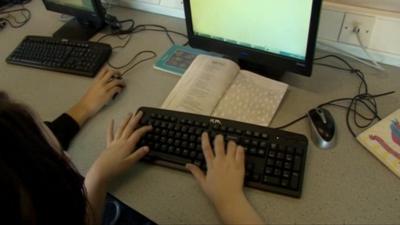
[45,113,80,151]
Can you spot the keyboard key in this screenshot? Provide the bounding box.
[257,149,266,157]
[283,170,291,179]
[273,168,282,176]
[296,147,304,155]
[265,167,273,175]
[263,176,280,186]
[251,173,260,182]
[281,179,289,187]
[294,156,302,171]
[268,151,276,158]
[284,162,292,170]
[290,172,300,189]
[277,152,285,159]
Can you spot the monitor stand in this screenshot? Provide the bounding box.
[238,58,285,80]
[53,18,105,41]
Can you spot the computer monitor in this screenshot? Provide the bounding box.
[43,0,106,40]
[183,0,322,78]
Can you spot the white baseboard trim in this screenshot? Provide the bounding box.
[317,39,400,68]
[118,0,185,18]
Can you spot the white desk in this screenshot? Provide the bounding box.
[1,1,399,224]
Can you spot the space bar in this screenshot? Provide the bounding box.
[147,152,192,165]
[19,59,42,65]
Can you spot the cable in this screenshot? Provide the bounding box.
[317,40,384,72]
[274,54,395,137]
[274,115,307,130]
[107,50,157,76]
[0,5,31,29]
[94,16,188,77]
[96,20,188,46]
[354,28,385,71]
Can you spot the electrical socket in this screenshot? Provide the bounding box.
[338,13,375,47]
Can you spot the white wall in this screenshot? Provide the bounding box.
[327,0,400,13]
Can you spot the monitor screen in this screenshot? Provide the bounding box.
[184,0,322,77]
[45,0,96,12]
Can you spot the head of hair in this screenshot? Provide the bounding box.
[0,92,87,225]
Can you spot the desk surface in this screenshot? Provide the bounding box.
[1,1,399,224]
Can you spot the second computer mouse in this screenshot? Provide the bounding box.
[307,107,336,149]
[107,74,125,100]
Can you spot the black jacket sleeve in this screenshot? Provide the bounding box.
[45,113,80,151]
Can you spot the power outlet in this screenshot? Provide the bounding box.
[338,13,375,47]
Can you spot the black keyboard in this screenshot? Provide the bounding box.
[6,36,112,77]
[137,107,308,198]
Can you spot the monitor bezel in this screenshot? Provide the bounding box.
[42,0,105,26]
[183,0,322,77]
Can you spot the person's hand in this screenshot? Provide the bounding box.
[89,111,152,185]
[67,67,126,126]
[186,133,264,224]
[186,133,246,209]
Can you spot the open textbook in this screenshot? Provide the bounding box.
[162,55,288,126]
[357,109,400,178]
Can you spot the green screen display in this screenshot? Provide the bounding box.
[48,0,95,12]
[190,0,314,60]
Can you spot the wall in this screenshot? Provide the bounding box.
[327,0,400,13]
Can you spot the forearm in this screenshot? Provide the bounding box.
[215,194,264,225]
[84,167,109,225]
[67,102,92,127]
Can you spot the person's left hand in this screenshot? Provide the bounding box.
[89,111,152,185]
[67,67,126,126]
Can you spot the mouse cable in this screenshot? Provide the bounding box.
[272,90,395,134]
[273,114,307,130]
[107,50,157,76]
[0,5,31,29]
[97,20,188,76]
[273,54,395,137]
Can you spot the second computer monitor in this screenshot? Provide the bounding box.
[43,0,105,40]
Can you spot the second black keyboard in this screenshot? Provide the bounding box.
[137,107,308,198]
[6,36,112,77]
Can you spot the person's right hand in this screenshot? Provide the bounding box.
[186,133,264,225]
[186,133,246,209]
[67,67,125,127]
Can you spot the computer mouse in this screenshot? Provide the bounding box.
[107,74,124,100]
[307,107,336,149]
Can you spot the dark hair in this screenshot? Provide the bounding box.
[0,92,87,225]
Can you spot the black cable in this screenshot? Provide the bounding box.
[0,5,31,28]
[95,17,188,77]
[107,50,157,76]
[274,115,307,130]
[96,21,188,46]
[274,54,395,137]
[133,24,175,44]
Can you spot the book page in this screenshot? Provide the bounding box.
[212,70,288,126]
[162,55,239,115]
[357,109,400,178]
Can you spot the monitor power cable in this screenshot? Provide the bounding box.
[353,26,385,71]
[274,54,395,138]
